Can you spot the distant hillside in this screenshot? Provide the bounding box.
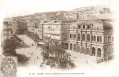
[15,11,70,21]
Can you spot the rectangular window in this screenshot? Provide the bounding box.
[74,34,76,39]
[78,25,81,29]
[70,34,72,38]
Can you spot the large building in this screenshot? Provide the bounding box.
[27,21,36,32]
[16,19,27,35]
[12,18,18,35]
[68,19,113,61]
[42,20,75,48]
[38,22,43,40]
[2,19,12,40]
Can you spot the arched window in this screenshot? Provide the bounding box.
[92,47,95,56]
[97,48,101,57]
[83,25,85,29]
[97,36,100,42]
[70,43,72,50]
[82,34,85,41]
[94,36,96,41]
[87,34,90,41]
[100,36,102,42]
[78,33,80,41]
[91,35,93,41]
[108,35,111,42]
[87,25,90,29]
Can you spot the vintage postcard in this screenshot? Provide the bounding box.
[0,0,119,77]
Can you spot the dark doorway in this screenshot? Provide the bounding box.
[97,48,101,57]
[92,47,95,56]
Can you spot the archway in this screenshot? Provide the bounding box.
[94,36,96,41]
[97,48,101,57]
[92,47,95,56]
[70,43,72,50]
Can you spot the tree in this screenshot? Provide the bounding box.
[42,42,75,69]
[2,39,18,56]
[2,38,30,66]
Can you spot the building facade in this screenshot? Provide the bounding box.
[12,18,18,35]
[2,20,12,40]
[38,22,43,40]
[42,20,75,48]
[68,19,113,60]
[16,19,27,35]
[27,21,36,32]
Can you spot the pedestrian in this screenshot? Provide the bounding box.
[31,52,33,55]
[86,60,88,64]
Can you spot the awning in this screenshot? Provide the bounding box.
[37,42,45,45]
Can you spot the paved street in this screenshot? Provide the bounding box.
[17,35,43,67]
[15,35,119,77]
[16,35,56,76]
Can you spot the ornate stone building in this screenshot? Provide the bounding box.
[68,19,113,60]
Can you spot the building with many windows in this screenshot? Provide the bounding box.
[68,19,113,60]
[2,19,12,40]
[42,20,75,48]
[38,22,43,40]
[16,19,27,35]
[27,21,36,32]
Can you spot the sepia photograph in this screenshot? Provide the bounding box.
[0,0,119,77]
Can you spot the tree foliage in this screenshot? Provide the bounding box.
[42,42,75,69]
[2,39,18,56]
[2,38,30,65]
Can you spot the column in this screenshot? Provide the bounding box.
[72,44,74,51]
[95,47,97,57]
[89,45,92,56]
[102,35,104,43]
[101,47,104,58]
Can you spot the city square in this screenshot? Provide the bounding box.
[1,3,117,77]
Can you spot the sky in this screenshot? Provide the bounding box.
[0,0,118,18]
